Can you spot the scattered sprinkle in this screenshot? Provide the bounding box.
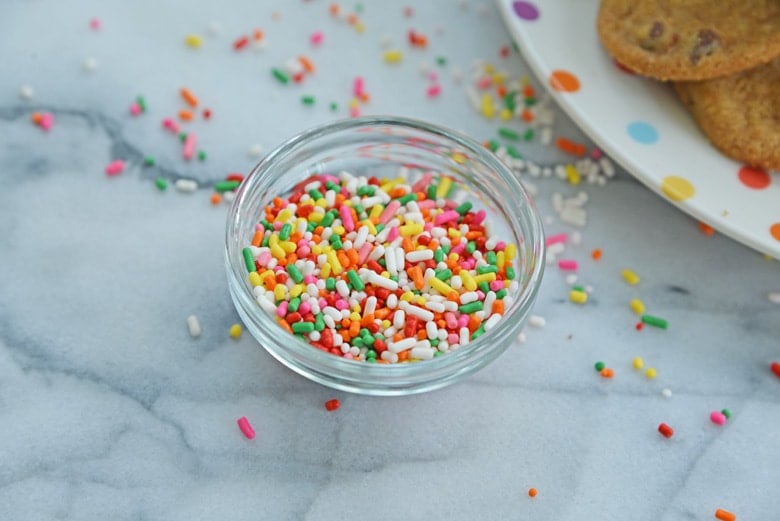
[600,367,614,378]
[632,357,644,370]
[715,508,736,521]
[154,176,167,190]
[19,85,34,100]
[658,422,674,438]
[247,144,264,158]
[237,416,256,439]
[661,388,672,399]
[629,298,645,315]
[771,361,780,379]
[710,411,727,425]
[184,34,203,48]
[528,487,537,498]
[82,57,99,72]
[768,291,780,304]
[104,159,125,176]
[721,408,731,419]
[621,268,640,286]
[229,323,243,339]
[594,361,605,371]
[187,314,202,337]
[569,288,588,304]
[527,315,546,328]
[641,314,668,330]
[645,367,657,379]
[325,399,340,411]
[175,179,198,193]
[180,87,199,107]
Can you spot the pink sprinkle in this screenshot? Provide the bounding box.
[710,411,727,426]
[434,210,459,226]
[494,241,506,251]
[334,299,349,310]
[546,233,568,246]
[89,17,101,30]
[303,275,317,285]
[558,259,578,271]
[450,243,466,256]
[162,117,180,134]
[353,76,365,97]
[310,31,324,45]
[590,148,603,160]
[276,301,288,318]
[349,106,361,118]
[297,246,311,257]
[427,71,438,82]
[339,205,355,232]
[357,243,373,265]
[298,302,311,315]
[411,173,432,193]
[378,200,401,225]
[472,210,487,225]
[237,416,256,439]
[255,223,264,231]
[386,226,400,242]
[257,251,272,266]
[447,333,459,344]
[104,159,125,176]
[476,290,485,300]
[444,312,458,329]
[476,76,492,90]
[39,112,54,131]
[489,280,504,291]
[457,315,470,327]
[426,84,442,98]
[343,353,354,359]
[129,102,141,116]
[318,298,327,309]
[182,132,197,160]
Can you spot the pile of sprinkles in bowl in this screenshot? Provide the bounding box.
[241,169,520,363]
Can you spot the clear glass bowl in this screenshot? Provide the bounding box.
[225,116,544,395]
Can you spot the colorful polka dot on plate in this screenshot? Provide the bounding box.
[771,223,780,242]
[627,121,659,145]
[661,175,695,201]
[549,70,579,92]
[738,166,771,189]
[513,1,539,21]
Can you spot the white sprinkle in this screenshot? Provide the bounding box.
[186,315,201,338]
[366,271,398,290]
[528,315,546,328]
[388,337,417,353]
[363,296,377,315]
[19,85,34,100]
[484,313,502,331]
[410,346,435,360]
[207,21,222,35]
[426,321,438,339]
[516,330,526,343]
[223,191,235,203]
[565,274,578,285]
[381,351,399,363]
[768,291,780,304]
[247,144,264,158]
[661,388,673,399]
[335,279,350,297]
[460,291,479,304]
[175,179,198,193]
[402,302,435,322]
[82,57,99,72]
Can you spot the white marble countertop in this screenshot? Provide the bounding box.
[2,1,779,520]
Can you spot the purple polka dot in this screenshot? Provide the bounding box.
[513,1,539,21]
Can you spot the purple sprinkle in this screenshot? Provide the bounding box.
[513,1,539,21]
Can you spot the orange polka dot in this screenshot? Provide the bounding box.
[661,175,695,201]
[738,166,771,189]
[771,223,780,242]
[549,70,580,93]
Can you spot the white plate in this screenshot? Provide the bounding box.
[497,0,780,259]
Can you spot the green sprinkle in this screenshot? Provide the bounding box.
[294,333,306,341]
[288,297,301,313]
[197,149,207,161]
[144,156,156,167]
[721,409,731,419]
[440,244,450,254]
[436,56,447,66]
[261,235,270,247]
[499,127,520,141]
[375,223,385,233]
[477,265,498,274]
[260,220,273,230]
[352,336,364,347]
[503,91,517,111]
[524,97,537,107]
[435,269,452,281]
[366,349,377,359]
[471,324,486,339]
[398,193,417,205]
[478,281,490,294]
[291,321,315,334]
[459,301,484,314]
[308,189,323,200]
[594,361,605,371]
[505,267,516,280]
[329,102,338,111]
[641,314,668,329]
[357,185,375,196]
[330,238,343,250]
[179,132,187,142]
[314,314,325,331]
[466,241,477,254]
[355,3,364,13]
[347,269,365,291]
[271,67,289,84]
[572,284,585,292]
[306,222,317,233]
[505,145,522,159]
[455,201,473,215]
[353,203,364,214]
[494,288,507,299]
[325,278,336,291]
[486,251,497,265]
[301,95,316,105]
[523,128,535,142]
[429,338,440,347]
[279,223,293,240]
[488,139,500,152]
[214,180,240,193]
[426,184,438,200]
[325,181,339,191]
[136,95,147,112]
[154,177,167,191]
[366,357,377,363]
[319,212,335,228]
[242,247,256,273]
[286,263,304,283]
[433,248,445,263]
[433,350,444,357]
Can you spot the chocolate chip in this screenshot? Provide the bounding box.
[690,29,721,64]
[649,21,664,39]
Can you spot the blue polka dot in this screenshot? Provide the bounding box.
[627,121,659,144]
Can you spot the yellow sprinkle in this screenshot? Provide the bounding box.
[270,244,286,260]
[351,302,361,313]
[355,21,365,33]
[229,323,242,339]
[400,223,423,237]
[381,271,389,278]
[326,250,342,275]
[448,228,461,239]
[281,241,297,253]
[629,298,646,315]
[492,72,506,85]
[499,108,512,121]
[564,164,581,186]
[430,278,454,296]
[276,209,293,223]
[400,291,414,302]
[349,311,361,322]
[632,357,644,370]
[475,272,497,284]
[484,63,495,74]
[248,272,263,287]
[362,220,377,235]
[308,212,324,223]
[384,49,403,63]
[331,225,346,236]
[315,198,328,208]
[184,34,203,48]
[312,245,323,255]
[504,243,517,261]
[460,270,477,291]
[481,94,495,119]
[381,320,391,328]
[569,289,588,304]
[273,284,287,302]
[496,251,506,269]
[321,262,332,278]
[415,295,427,306]
[289,284,304,298]
[622,269,640,285]
[349,98,360,109]
[380,176,405,192]
[369,205,384,221]
[451,152,467,164]
[436,177,453,199]
[645,367,657,379]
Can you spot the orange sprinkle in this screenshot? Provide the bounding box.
[401,237,414,253]
[496,84,507,98]
[31,112,43,124]
[180,87,199,108]
[337,250,350,270]
[556,137,587,157]
[521,108,534,123]
[298,55,315,73]
[277,318,292,334]
[251,230,264,247]
[289,232,302,244]
[397,349,409,362]
[346,248,360,267]
[286,252,297,265]
[329,3,340,16]
[375,308,391,320]
[210,193,221,205]
[698,221,715,236]
[340,318,350,328]
[349,321,360,338]
[361,313,375,327]
[522,85,535,98]
[358,92,371,103]
[253,28,264,41]
[600,368,614,378]
[273,197,285,208]
[492,300,505,315]
[392,333,403,342]
[715,509,736,521]
[468,314,481,333]
[591,248,602,260]
[528,488,537,498]
[389,187,406,198]
[416,329,427,340]
[409,266,424,290]
[346,13,358,25]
